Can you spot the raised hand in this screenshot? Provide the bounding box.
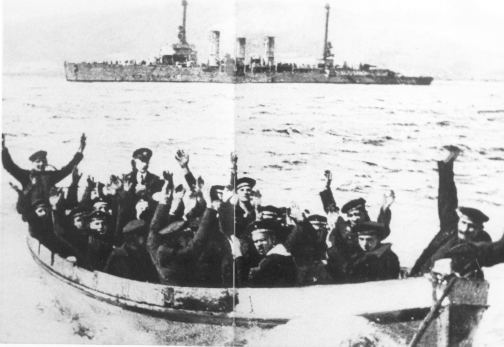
[230,152,238,170]
[288,202,305,223]
[324,170,332,189]
[382,190,396,210]
[79,133,87,153]
[251,189,262,208]
[49,188,64,209]
[162,171,174,195]
[106,174,123,195]
[174,150,189,168]
[442,145,461,164]
[122,174,133,192]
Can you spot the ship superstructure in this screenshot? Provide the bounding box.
[64,1,433,85]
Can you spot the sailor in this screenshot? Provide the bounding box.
[147,175,232,286]
[321,170,394,249]
[247,224,297,287]
[283,205,332,284]
[446,233,504,269]
[410,146,492,278]
[25,198,53,241]
[52,205,90,263]
[104,219,158,282]
[234,177,257,237]
[84,210,114,270]
[1,133,86,205]
[124,147,163,199]
[345,221,400,282]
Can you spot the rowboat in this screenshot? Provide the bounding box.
[27,236,489,346]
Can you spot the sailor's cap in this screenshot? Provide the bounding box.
[132,148,153,162]
[341,198,367,214]
[29,150,47,162]
[258,205,283,220]
[354,221,386,239]
[88,210,108,221]
[236,177,256,190]
[210,185,225,201]
[307,214,328,228]
[69,206,88,218]
[457,207,489,225]
[31,198,49,208]
[247,219,280,236]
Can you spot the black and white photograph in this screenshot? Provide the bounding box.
[1,0,504,345]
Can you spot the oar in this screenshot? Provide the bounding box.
[407,275,458,347]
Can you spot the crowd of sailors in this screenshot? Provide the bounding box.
[2,134,504,288]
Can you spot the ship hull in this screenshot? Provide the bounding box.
[64,62,433,85]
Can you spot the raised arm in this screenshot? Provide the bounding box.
[229,152,238,189]
[2,134,30,185]
[438,146,460,232]
[175,149,197,191]
[319,170,338,214]
[51,134,86,184]
[377,190,395,240]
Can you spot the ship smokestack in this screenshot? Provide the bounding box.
[236,37,246,62]
[209,30,220,66]
[322,4,330,64]
[263,36,275,66]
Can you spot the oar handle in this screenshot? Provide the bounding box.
[407,276,458,347]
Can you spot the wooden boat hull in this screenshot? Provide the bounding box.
[27,236,489,345]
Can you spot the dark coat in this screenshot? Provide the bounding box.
[248,244,297,287]
[2,148,83,203]
[345,243,400,283]
[148,202,233,287]
[410,161,492,277]
[234,202,256,238]
[124,170,164,200]
[83,234,113,271]
[322,187,391,250]
[103,244,159,282]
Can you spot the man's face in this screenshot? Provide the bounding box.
[458,214,482,241]
[73,215,85,230]
[89,219,108,235]
[346,208,364,227]
[134,158,149,173]
[358,234,379,252]
[34,205,49,218]
[252,232,274,256]
[32,159,46,172]
[237,186,251,202]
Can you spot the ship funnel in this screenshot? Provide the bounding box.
[208,30,220,66]
[236,37,246,62]
[263,36,275,66]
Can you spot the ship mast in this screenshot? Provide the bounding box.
[322,4,330,65]
[180,0,188,44]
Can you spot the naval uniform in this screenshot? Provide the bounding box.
[410,160,492,277]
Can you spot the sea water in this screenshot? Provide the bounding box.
[1,74,504,345]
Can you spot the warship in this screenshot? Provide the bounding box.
[64,1,433,85]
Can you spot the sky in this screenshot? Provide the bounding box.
[2,0,504,79]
